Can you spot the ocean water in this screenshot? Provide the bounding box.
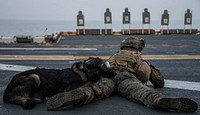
[0,19,199,36]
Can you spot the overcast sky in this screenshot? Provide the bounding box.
[0,0,199,21]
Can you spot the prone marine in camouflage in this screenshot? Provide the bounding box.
[109,37,164,86]
[47,37,198,113]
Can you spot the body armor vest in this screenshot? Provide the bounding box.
[108,50,142,73]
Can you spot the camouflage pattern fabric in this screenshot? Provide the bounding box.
[120,37,145,51]
[114,71,162,108]
[63,50,165,108]
[109,50,152,83]
[64,78,116,106]
[66,70,164,109]
[109,50,141,74]
[149,63,165,88]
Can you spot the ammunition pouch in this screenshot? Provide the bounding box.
[149,64,165,88]
[135,61,151,83]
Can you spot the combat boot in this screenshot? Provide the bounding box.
[156,97,198,112]
[47,89,84,110]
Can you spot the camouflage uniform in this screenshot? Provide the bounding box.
[108,49,164,108]
[47,37,197,112]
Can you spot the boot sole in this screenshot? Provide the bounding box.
[157,97,198,112]
[47,90,83,110]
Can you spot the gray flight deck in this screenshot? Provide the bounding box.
[0,35,200,115]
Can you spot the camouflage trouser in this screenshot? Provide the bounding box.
[115,71,163,108]
[75,71,164,108]
[74,78,116,105]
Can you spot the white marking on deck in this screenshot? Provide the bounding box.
[164,79,200,91]
[147,80,200,91]
[0,55,75,60]
[0,63,35,71]
[0,47,97,51]
[1,63,200,91]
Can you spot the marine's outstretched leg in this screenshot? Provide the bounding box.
[47,87,93,110]
[47,78,116,110]
[116,71,198,112]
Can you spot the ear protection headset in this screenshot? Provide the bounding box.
[83,58,111,72]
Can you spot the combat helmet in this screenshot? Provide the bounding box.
[120,37,145,51]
